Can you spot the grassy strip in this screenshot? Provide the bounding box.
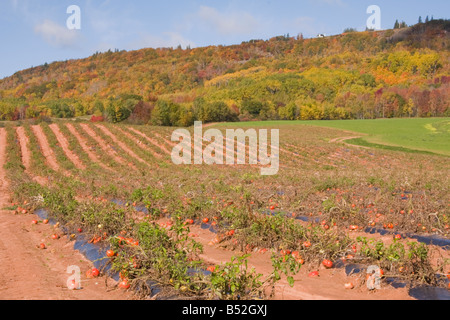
[345,138,443,156]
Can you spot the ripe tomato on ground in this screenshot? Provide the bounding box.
[308,271,319,278]
[86,268,100,279]
[118,279,130,289]
[322,259,333,269]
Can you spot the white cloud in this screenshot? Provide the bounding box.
[197,5,260,36]
[34,19,80,49]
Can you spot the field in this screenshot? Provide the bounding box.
[220,118,450,156]
[0,119,449,300]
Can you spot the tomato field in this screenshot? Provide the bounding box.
[0,119,448,300]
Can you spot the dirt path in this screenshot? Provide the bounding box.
[94,125,150,168]
[49,124,86,170]
[65,123,112,172]
[0,128,131,300]
[79,124,130,168]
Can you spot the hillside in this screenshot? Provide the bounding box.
[0,19,449,125]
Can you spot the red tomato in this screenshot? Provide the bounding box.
[322,259,333,269]
[118,279,130,289]
[87,268,100,279]
[394,234,402,240]
[51,234,60,240]
[206,266,216,273]
[303,241,312,248]
[43,219,49,224]
[31,220,38,225]
[39,243,46,249]
[202,218,209,224]
[106,250,116,258]
[227,230,235,236]
[77,228,83,233]
[344,282,354,290]
[308,271,319,278]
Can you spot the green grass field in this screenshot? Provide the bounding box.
[216,118,450,156]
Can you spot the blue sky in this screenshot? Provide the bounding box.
[0,0,448,79]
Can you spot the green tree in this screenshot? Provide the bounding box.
[394,20,400,29]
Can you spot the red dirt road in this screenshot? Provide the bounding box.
[0,128,131,300]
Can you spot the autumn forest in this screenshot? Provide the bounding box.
[0,19,449,126]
